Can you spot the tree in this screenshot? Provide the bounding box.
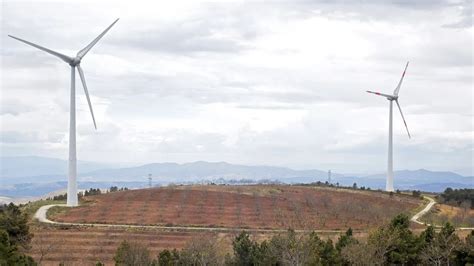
[412,190,421,198]
[232,231,257,265]
[0,229,36,265]
[418,225,436,249]
[178,236,223,265]
[342,214,419,265]
[341,241,374,265]
[35,231,64,264]
[319,239,337,265]
[352,183,357,189]
[0,203,32,249]
[460,230,474,264]
[158,249,179,266]
[420,222,463,266]
[113,240,153,266]
[385,214,419,264]
[335,228,357,253]
[230,231,277,266]
[269,229,313,266]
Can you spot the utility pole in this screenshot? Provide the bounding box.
[148,174,152,188]
[328,170,331,184]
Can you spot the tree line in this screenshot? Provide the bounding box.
[46,186,129,201]
[438,188,473,210]
[113,214,474,266]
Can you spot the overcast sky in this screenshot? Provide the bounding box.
[1,0,472,175]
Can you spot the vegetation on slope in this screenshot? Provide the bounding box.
[50,185,421,230]
[419,188,474,228]
[438,188,473,209]
[0,203,36,265]
[111,214,474,265]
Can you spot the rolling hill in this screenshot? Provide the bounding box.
[30,184,421,264]
[1,157,472,199]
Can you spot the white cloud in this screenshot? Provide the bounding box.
[1,0,472,175]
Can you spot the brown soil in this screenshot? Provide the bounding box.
[28,226,216,265]
[31,185,422,265]
[52,185,420,230]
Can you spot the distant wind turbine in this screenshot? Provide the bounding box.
[9,19,119,206]
[367,62,411,192]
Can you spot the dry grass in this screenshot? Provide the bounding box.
[29,185,423,265]
[50,185,420,230]
[421,203,474,227]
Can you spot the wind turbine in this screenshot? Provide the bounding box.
[367,62,411,192]
[9,19,119,206]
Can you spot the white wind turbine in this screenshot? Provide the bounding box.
[367,62,411,192]
[9,19,119,206]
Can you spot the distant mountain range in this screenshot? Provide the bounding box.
[0,156,472,198]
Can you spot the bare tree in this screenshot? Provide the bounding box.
[460,200,471,220]
[34,232,65,264]
[341,242,380,266]
[420,230,463,266]
[269,230,313,266]
[179,235,224,266]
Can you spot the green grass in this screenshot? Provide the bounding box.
[21,199,66,220]
[46,205,69,220]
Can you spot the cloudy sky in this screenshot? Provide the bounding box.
[1,0,472,175]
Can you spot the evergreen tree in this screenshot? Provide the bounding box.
[158,249,179,266]
[114,240,152,266]
[232,231,256,265]
[0,203,32,249]
[0,230,36,266]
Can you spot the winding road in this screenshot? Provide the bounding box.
[410,196,436,225]
[34,196,473,232]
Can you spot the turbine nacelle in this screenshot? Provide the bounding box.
[387,95,398,101]
[70,57,81,67]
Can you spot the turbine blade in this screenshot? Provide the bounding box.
[393,61,409,96]
[77,65,97,130]
[77,18,119,59]
[395,100,411,138]
[8,35,72,63]
[366,90,394,99]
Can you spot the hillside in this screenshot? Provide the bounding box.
[29,185,423,264]
[51,185,420,230]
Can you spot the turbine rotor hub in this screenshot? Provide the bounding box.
[387,95,398,101]
[70,57,81,66]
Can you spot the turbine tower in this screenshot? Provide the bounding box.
[367,62,411,192]
[9,19,119,206]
